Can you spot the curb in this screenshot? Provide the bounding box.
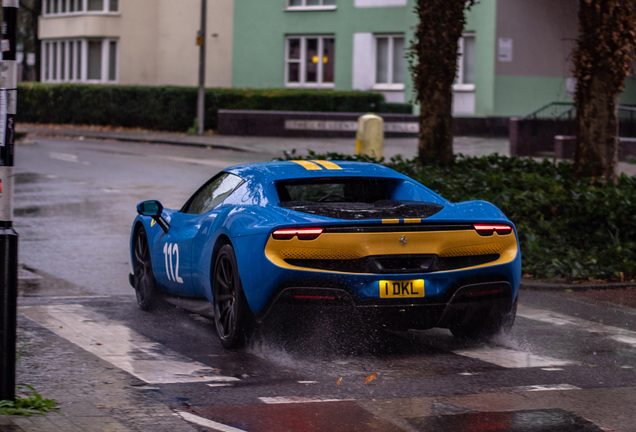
[520,280,636,291]
[19,127,257,154]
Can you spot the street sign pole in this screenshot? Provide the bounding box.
[0,0,19,402]
[197,0,207,136]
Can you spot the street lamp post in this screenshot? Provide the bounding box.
[0,0,19,402]
[197,0,207,136]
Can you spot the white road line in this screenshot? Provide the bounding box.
[259,396,353,404]
[155,155,231,168]
[518,305,636,347]
[541,368,564,371]
[176,412,247,432]
[49,152,79,163]
[298,381,318,384]
[207,383,234,388]
[453,347,576,368]
[494,384,580,393]
[19,304,239,385]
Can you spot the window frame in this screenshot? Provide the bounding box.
[285,35,335,89]
[285,0,337,11]
[372,34,405,90]
[454,33,476,92]
[41,38,119,84]
[43,0,119,16]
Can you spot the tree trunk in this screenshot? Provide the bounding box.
[574,73,619,179]
[411,0,473,167]
[573,0,636,179]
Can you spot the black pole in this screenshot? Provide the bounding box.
[197,0,206,135]
[0,0,19,402]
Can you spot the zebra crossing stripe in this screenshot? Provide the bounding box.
[19,304,239,385]
[518,305,636,347]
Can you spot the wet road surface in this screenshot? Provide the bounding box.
[13,137,636,432]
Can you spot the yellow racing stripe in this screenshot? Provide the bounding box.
[290,160,322,170]
[404,218,421,224]
[382,219,400,224]
[312,160,342,170]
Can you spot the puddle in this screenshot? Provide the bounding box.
[408,409,603,432]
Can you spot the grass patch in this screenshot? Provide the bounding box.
[282,151,636,281]
[0,385,58,417]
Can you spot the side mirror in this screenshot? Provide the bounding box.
[137,200,170,232]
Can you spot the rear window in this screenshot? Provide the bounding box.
[276,178,444,220]
[277,178,393,204]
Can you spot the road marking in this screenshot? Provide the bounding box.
[155,155,232,168]
[259,396,354,404]
[49,152,79,163]
[19,304,239,385]
[518,305,636,347]
[298,381,318,384]
[493,384,580,393]
[453,347,576,368]
[176,411,247,432]
[207,383,234,388]
[541,368,564,371]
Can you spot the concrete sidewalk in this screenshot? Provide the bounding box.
[2,312,201,432]
[16,123,510,160]
[16,123,636,176]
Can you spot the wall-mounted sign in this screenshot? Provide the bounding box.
[498,38,513,62]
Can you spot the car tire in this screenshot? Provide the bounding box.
[450,297,518,341]
[133,227,159,311]
[213,244,254,349]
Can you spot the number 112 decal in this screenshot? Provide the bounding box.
[163,243,184,283]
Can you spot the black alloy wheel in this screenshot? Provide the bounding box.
[133,227,158,311]
[213,244,253,348]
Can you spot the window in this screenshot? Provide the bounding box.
[43,0,116,15]
[41,39,118,83]
[454,34,475,91]
[374,35,404,89]
[182,173,244,215]
[287,0,336,9]
[286,36,335,88]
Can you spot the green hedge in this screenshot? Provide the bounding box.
[17,83,412,131]
[282,150,636,282]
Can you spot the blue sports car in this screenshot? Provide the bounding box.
[129,160,521,348]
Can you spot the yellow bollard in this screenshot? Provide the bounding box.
[355,114,384,160]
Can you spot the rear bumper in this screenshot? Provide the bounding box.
[256,278,514,330]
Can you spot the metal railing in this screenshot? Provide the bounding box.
[522,102,575,121]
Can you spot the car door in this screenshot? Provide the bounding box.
[171,172,245,295]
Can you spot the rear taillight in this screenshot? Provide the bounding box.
[272,228,323,241]
[474,224,512,236]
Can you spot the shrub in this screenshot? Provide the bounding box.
[17,83,412,132]
[282,150,636,281]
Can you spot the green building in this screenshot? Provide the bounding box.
[232,0,636,118]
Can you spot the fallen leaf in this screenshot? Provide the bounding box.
[336,377,342,385]
[199,375,204,378]
[589,364,598,367]
[96,342,102,346]
[364,373,378,384]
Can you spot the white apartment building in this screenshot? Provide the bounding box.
[38,0,234,87]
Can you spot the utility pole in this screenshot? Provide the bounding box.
[197,0,207,136]
[0,0,19,402]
